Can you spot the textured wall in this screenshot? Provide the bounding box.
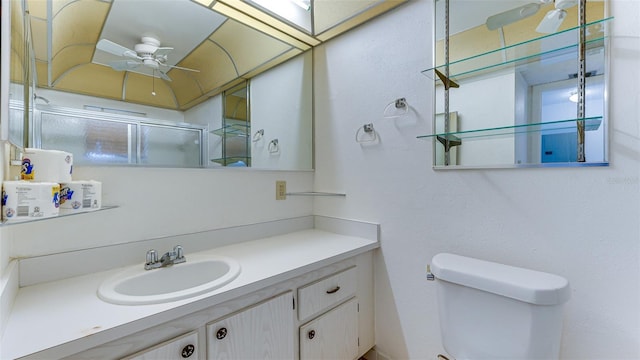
[313,0,640,358]
[8,166,313,258]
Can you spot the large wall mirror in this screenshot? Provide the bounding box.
[5,0,406,170]
[424,0,610,168]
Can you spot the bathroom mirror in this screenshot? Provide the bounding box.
[6,0,407,170]
[7,0,31,149]
[424,0,610,168]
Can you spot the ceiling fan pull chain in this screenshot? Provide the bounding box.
[152,69,156,96]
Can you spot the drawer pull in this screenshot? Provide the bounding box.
[308,329,316,339]
[326,286,341,294]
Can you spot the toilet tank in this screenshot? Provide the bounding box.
[431,253,571,360]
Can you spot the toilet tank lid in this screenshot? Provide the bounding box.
[431,253,570,305]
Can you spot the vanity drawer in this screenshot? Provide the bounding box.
[298,266,356,321]
[121,331,198,360]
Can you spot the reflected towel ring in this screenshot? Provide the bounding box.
[383,97,409,118]
[268,139,280,153]
[355,123,377,143]
[252,129,264,142]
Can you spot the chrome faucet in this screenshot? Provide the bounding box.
[145,245,186,270]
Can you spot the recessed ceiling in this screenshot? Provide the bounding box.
[13,0,408,111]
[23,0,302,110]
[92,0,227,79]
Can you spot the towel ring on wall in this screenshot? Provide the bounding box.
[355,123,378,143]
[383,97,409,118]
[268,139,280,153]
[252,129,264,142]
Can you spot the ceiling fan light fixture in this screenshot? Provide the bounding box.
[536,8,567,33]
[569,90,578,103]
[143,59,160,69]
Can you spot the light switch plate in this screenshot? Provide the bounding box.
[276,180,286,200]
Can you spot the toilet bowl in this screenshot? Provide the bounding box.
[430,253,571,360]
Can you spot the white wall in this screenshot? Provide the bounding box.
[313,1,639,359]
[184,95,224,166]
[6,166,313,259]
[251,51,313,170]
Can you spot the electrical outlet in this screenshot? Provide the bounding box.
[276,180,286,200]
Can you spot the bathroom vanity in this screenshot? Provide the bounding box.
[0,219,378,359]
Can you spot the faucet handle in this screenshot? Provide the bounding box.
[174,245,184,259]
[146,249,158,265]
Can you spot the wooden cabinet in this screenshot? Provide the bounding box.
[71,252,374,360]
[206,292,294,360]
[298,266,356,322]
[297,267,361,360]
[121,331,198,360]
[299,298,359,360]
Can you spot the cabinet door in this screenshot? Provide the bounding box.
[121,331,198,360]
[299,298,358,360]
[207,292,294,360]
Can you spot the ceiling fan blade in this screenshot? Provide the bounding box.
[486,3,541,31]
[159,63,200,73]
[108,59,141,71]
[96,39,139,59]
[536,9,568,33]
[158,71,172,82]
[154,47,174,58]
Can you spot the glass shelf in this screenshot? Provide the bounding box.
[0,205,118,226]
[423,17,612,82]
[417,117,602,141]
[210,157,251,166]
[211,123,249,137]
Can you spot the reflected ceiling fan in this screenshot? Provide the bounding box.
[96,36,199,81]
[485,0,579,33]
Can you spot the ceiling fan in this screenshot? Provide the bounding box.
[485,0,579,33]
[96,36,199,81]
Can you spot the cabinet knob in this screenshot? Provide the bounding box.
[307,330,315,339]
[181,344,195,358]
[216,327,227,340]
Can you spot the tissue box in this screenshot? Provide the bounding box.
[2,181,60,222]
[60,180,102,212]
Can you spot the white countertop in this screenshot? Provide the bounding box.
[0,229,378,359]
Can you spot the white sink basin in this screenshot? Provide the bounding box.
[98,255,241,305]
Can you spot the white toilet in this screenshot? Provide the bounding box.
[430,253,571,360]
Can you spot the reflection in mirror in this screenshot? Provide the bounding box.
[34,105,205,167]
[250,50,312,170]
[8,0,30,149]
[213,82,250,167]
[425,0,610,168]
[6,0,309,169]
[6,0,407,171]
